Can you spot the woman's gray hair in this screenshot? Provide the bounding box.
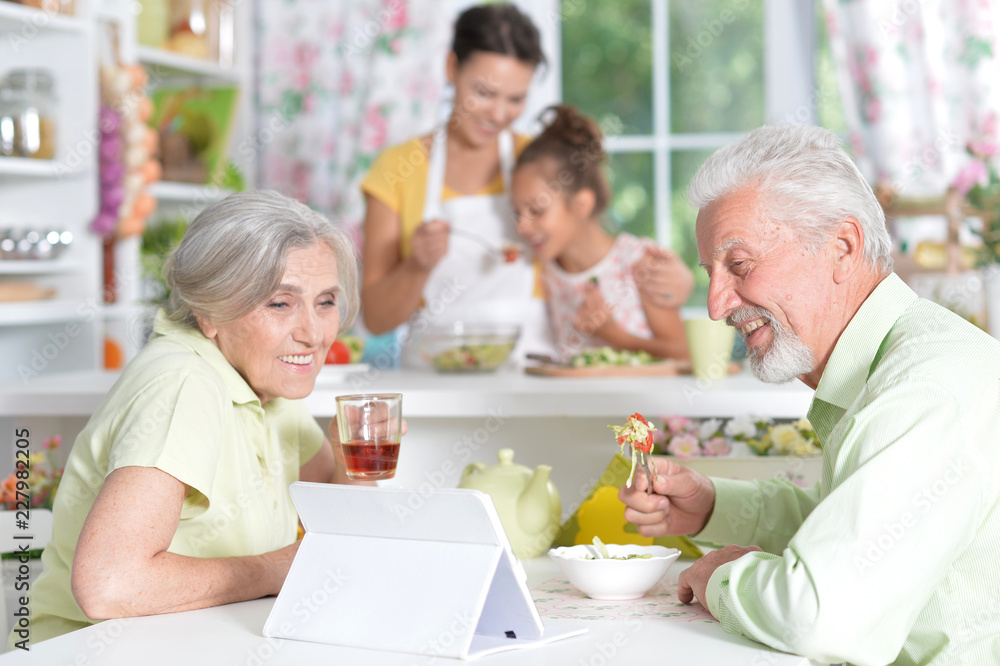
[164,190,359,331]
[687,125,893,275]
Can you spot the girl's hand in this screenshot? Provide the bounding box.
[632,247,694,309]
[573,282,615,335]
[410,219,451,271]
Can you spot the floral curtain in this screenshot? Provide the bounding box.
[256,0,452,239]
[822,0,1000,196]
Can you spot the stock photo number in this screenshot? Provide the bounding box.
[10,428,35,650]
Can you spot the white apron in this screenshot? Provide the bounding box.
[399,128,553,367]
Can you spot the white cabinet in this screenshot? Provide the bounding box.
[0,1,100,383]
[0,0,253,381]
[118,0,253,357]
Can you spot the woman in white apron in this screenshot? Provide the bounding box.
[360,4,553,367]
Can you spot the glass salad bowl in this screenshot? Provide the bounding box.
[419,322,521,372]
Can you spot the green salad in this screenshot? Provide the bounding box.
[569,347,656,368]
[431,342,515,371]
[582,536,654,560]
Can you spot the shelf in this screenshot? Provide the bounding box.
[147,181,235,203]
[0,2,89,33]
[137,46,241,83]
[0,260,83,275]
[0,298,97,326]
[0,156,87,178]
[100,302,146,320]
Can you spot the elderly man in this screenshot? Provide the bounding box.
[620,125,1000,665]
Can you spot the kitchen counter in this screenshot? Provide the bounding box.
[0,367,819,509]
[0,365,814,418]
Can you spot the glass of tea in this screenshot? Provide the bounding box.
[335,393,403,480]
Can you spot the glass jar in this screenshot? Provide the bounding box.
[166,0,210,60]
[17,0,74,15]
[0,84,17,157]
[136,0,170,49]
[0,69,58,160]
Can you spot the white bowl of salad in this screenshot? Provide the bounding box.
[548,540,680,600]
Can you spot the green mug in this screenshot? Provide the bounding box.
[684,318,736,379]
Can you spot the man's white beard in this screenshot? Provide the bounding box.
[728,306,814,384]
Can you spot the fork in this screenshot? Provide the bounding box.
[449,227,524,261]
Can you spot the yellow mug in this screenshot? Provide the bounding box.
[684,318,736,379]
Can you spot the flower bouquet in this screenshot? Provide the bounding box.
[954,137,1000,269]
[653,415,820,459]
[0,435,63,511]
[750,418,821,457]
[955,133,1000,337]
[655,416,733,460]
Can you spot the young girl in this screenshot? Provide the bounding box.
[511,105,693,361]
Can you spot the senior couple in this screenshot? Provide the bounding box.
[22,125,999,665]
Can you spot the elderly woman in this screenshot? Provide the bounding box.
[21,190,367,644]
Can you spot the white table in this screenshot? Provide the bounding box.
[0,558,815,665]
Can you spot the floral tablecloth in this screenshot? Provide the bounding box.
[530,577,717,623]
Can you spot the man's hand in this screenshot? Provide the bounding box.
[410,219,451,271]
[678,544,763,609]
[632,247,694,309]
[618,456,716,536]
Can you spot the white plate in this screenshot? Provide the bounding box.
[315,363,370,385]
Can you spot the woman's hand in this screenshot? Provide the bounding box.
[618,455,716,537]
[72,466,301,621]
[632,247,694,309]
[409,219,451,271]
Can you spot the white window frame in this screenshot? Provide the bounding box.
[551,0,818,246]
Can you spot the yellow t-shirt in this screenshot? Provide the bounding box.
[360,133,532,258]
[19,311,324,645]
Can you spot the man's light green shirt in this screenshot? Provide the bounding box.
[22,311,324,645]
[696,274,1000,665]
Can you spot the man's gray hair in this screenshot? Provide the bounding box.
[688,125,893,275]
[164,190,359,331]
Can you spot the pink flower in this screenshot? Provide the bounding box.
[849,131,867,158]
[295,43,319,69]
[702,436,731,457]
[825,11,838,36]
[968,140,1000,159]
[384,0,408,32]
[44,435,61,450]
[666,416,693,434]
[984,113,998,138]
[953,159,989,197]
[864,97,882,124]
[362,105,388,153]
[666,433,700,460]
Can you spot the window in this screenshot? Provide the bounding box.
[560,0,843,305]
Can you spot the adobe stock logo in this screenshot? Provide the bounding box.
[854,453,972,573]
